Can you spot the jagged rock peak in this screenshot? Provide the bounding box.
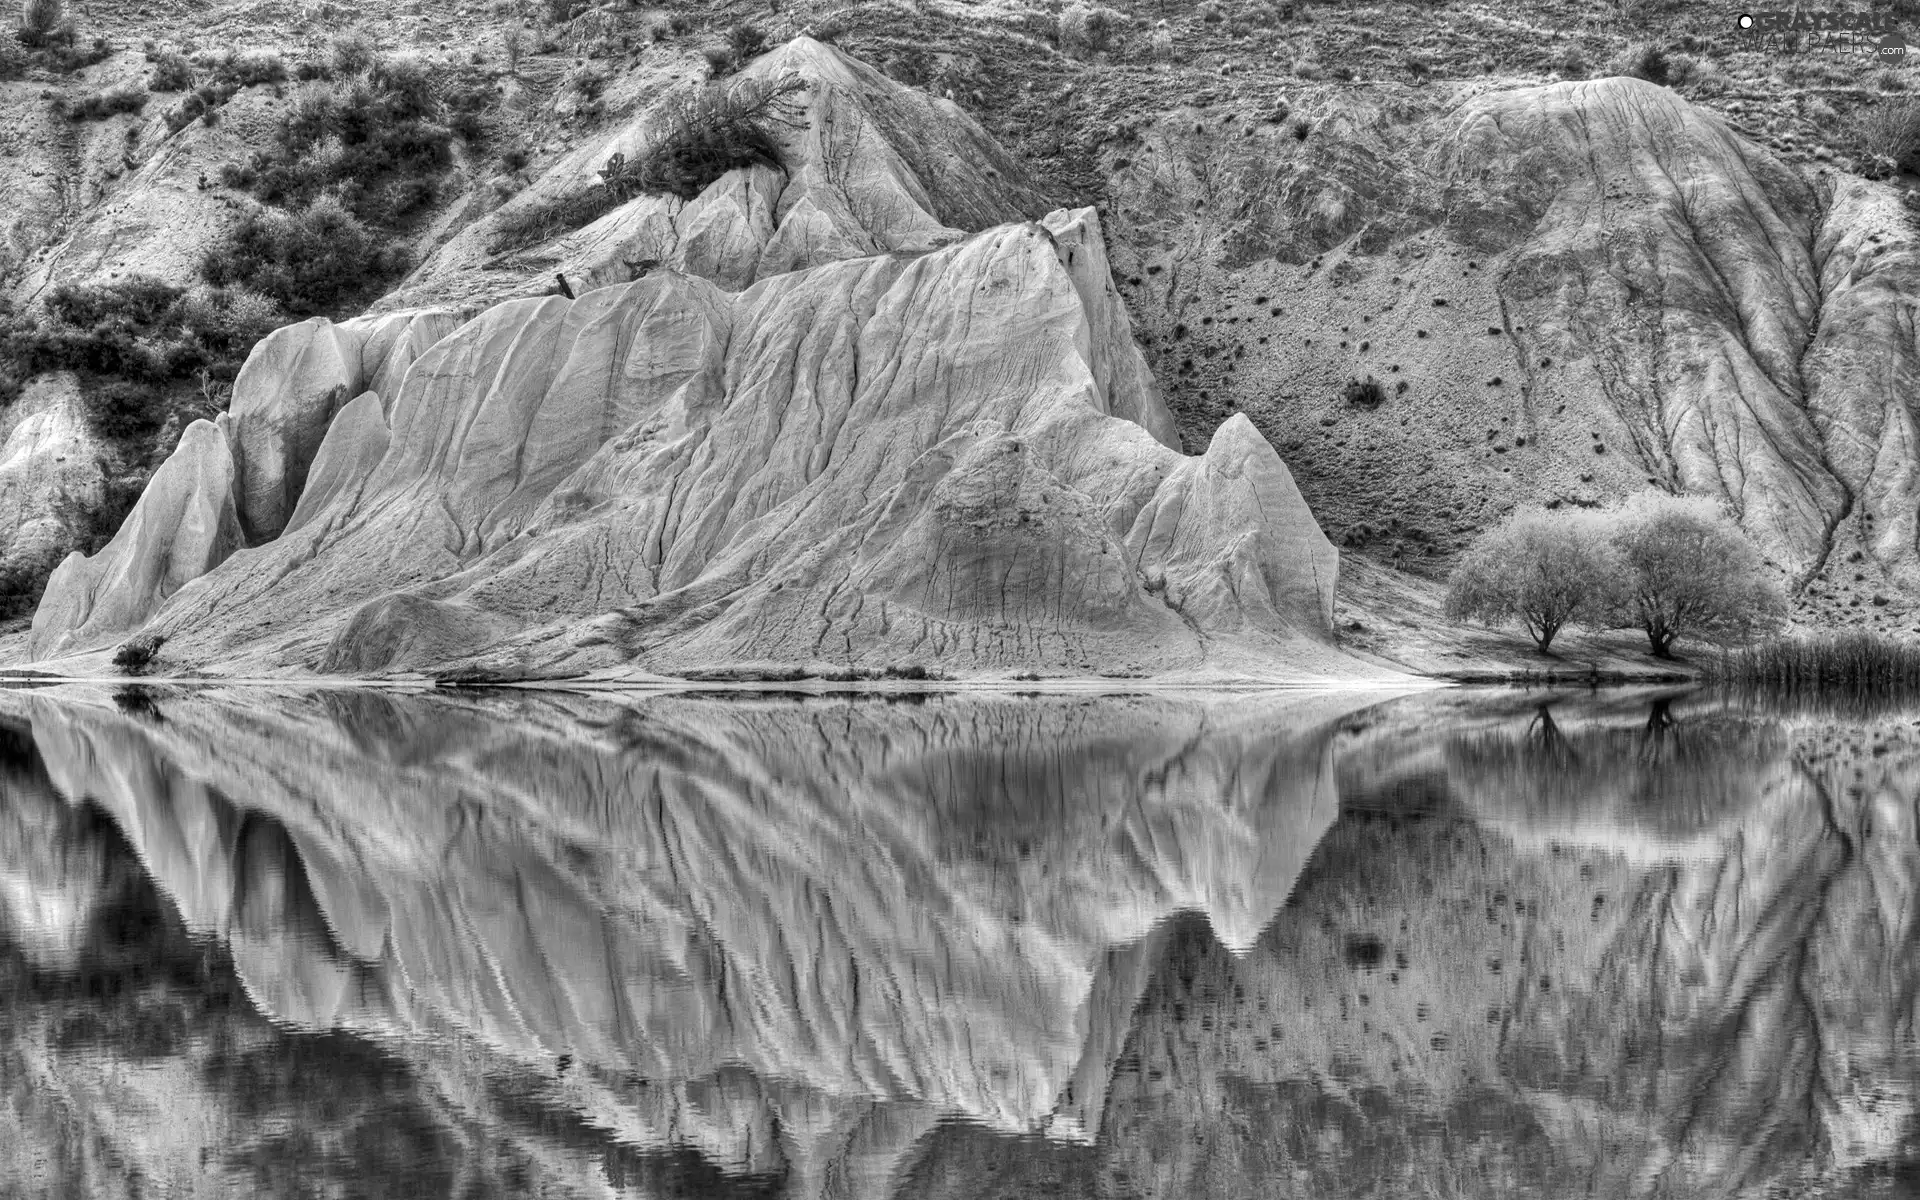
[386,37,1047,312]
[26,203,1383,683]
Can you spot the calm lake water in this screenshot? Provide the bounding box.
[4,684,1919,1199]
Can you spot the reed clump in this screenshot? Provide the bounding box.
[1712,629,1920,691]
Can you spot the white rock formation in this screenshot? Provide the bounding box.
[0,374,106,581]
[26,417,242,660]
[20,39,1378,683]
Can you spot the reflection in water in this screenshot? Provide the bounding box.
[2,686,1919,1197]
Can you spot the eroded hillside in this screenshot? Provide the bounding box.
[6,0,1920,674]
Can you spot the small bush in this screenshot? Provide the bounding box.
[147,48,193,90]
[1059,4,1125,56]
[17,0,65,45]
[87,378,169,441]
[1343,376,1386,407]
[222,56,453,228]
[704,22,766,76]
[1613,41,1669,86]
[488,74,804,251]
[0,276,281,420]
[163,91,209,133]
[65,83,148,120]
[502,19,524,75]
[330,27,379,76]
[202,195,405,315]
[1848,97,1920,179]
[626,73,802,199]
[885,44,932,86]
[805,11,850,42]
[113,633,167,675]
[446,82,490,143]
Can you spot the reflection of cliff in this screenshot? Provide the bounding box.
[0,686,1384,1198]
[1097,693,1920,1200]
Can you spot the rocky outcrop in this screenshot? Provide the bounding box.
[18,38,1377,683]
[1108,76,1920,618]
[227,309,463,541]
[0,686,1390,1196]
[25,418,241,660]
[0,374,107,582]
[30,207,1371,681]
[25,308,462,660]
[382,37,1047,313]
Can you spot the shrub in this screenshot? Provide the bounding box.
[487,74,804,251]
[204,48,287,87]
[805,11,850,42]
[885,45,932,86]
[202,195,405,314]
[112,633,166,675]
[705,21,765,75]
[0,276,281,428]
[17,0,65,45]
[65,83,148,120]
[1058,4,1124,56]
[1603,491,1786,657]
[1848,97,1920,180]
[502,19,524,75]
[330,27,379,76]
[222,57,453,228]
[625,73,803,199]
[86,378,169,440]
[1343,376,1385,407]
[1613,41,1670,85]
[163,91,209,133]
[147,48,192,90]
[1445,507,1621,654]
[446,82,490,143]
[47,276,182,327]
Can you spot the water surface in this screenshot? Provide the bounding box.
[3,684,1917,1198]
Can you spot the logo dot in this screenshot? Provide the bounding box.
[1737,13,1753,28]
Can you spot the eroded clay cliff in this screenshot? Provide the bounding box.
[23,40,1368,682]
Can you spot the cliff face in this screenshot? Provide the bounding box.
[21,40,1370,682]
[1111,77,1920,624]
[0,685,1390,1197]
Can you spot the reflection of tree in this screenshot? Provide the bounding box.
[1638,696,1675,765]
[1446,697,1783,839]
[1525,703,1578,769]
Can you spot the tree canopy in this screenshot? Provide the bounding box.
[1443,507,1617,654]
[1604,491,1787,657]
[1444,492,1787,658]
